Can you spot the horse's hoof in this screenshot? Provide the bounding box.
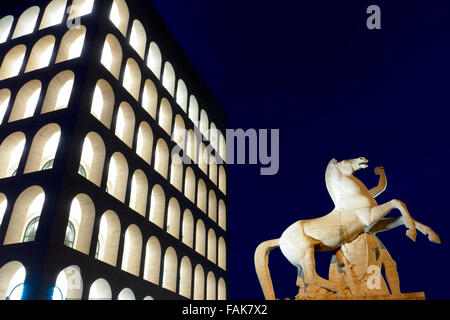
[429,233,441,244]
[406,229,417,242]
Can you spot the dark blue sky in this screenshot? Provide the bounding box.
[150,0,450,299]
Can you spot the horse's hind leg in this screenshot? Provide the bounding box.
[300,246,344,293]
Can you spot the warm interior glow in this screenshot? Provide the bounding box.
[7,139,25,176]
[55,80,74,110]
[107,157,118,193]
[109,2,121,28]
[42,132,61,166]
[0,197,7,226]
[23,88,41,119]
[123,64,132,94]
[81,137,94,170]
[0,95,10,124]
[100,41,113,71]
[0,16,13,43]
[11,52,26,77]
[6,267,26,300]
[91,85,103,120]
[68,34,85,60]
[39,44,54,69]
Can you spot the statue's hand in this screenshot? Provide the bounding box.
[374,166,385,176]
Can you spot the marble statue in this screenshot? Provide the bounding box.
[255,158,441,300]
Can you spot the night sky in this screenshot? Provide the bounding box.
[1,0,449,300]
[149,0,450,300]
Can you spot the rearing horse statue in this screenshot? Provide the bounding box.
[254,157,440,300]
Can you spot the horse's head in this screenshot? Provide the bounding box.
[336,157,369,176]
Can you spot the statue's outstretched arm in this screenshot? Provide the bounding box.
[368,166,386,198]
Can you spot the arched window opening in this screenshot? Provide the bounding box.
[65,194,95,254]
[219,166,227,195]
[198,143,209,175]
[25,35,56,72]
[208,190,217,223]
[0,89,11,125]
[200,110,209,140]
[182,210,194,248]
[129,20,146,59]
[173,115,186,149]
[39,0,67,30]
[100,34,122,79]
[209,155,218,186]
[109,0,129,36]
[0,132,26,179]
[136,122,153,164]
[68,0,94,20]
[41,70,75,113]
[106,152,129,202]
[55,25,87,63]
[162,62,176,97]
[142,79,157,119]
[195,220,206,256]
[154,139,169,179]
[115,102,135,148]
[170,154,183,192]
[129,170,148,217]
[176,80,188,112]
[79,132,105,186]
[197,179,207,213]
[4,186,45,245]
[0,16,14,44]
[0,194,7,227]
[207,272,216,300]
[0,261,26,300]
[88,278,112,300]
[0,45,26,80]
[8,80,42,122]
[218,200,226,231]
[12,6,40,39]
[149,185,165,228]
[210,123,219,152]
[184,167,196,203]
[123,58,141,101]
[166,198,180,239]
[118,288,135,300]
[96,210,121,266]
[188,95,199,128]
[121,224,142,277]
[207,229,217,264]
[147,42,162,79]
[24,124,61,173]
[144,237,161,284]
[193,265,204,300]
[90,79,115,129]
[218,237,227,270]
[186,129,198,163]
[54,265,82,300]
[158,98,172,136]
[218,278,226,300]
[162,247,178,292]
[179,257,192,299]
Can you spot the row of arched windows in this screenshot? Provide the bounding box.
[0,187,226,298]
[0,0,93,44]
[0,261,226,300]
[79,132,227,229]
[0,70,75,125]
[88,77,227,195]
[103,0,227,161]
[0,26,86,81]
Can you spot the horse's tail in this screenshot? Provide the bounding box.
[254,239,280,300]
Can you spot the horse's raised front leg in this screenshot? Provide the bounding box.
[369,200,417,241]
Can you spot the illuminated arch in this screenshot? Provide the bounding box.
[12,6,40,39]
[0,44,27,80]
[0,132,26,179]
[109,0,130,36]
[149,184,165,228]
[55,25,87,62]
[154,139,169,179]
[39,0,67,30]
[0,261,26,300]
[144,236,161,284]
[106,152,129,202]
[162,247,178,292]
[147,42,162,79]
[96,210,121,266]
[182,209,194,248]
[115,101,135,148]
[0,89,10,124]
[41,70,75,113]
[129,170,148,217]
[162,62,176,97]
[195,219,206,256]
[130,20,146,59]
[136,122,153,164]
[88,278,112,300]
[0,16,14,43]
[79,132,106,186]
[90,79,115,129]
[121,224,142,277]
[101,34,122,79]
[167,198,180,239]
[65,194,95,255]
[24,123,61,173]
[8,80,42,122]
[142,79,158,119]
[193,264,205,300]
[158,98,172,135]
[179,256,192,298]
[123,58,141,101]
[54,265,82,300]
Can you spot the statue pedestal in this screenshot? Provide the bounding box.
[327,292,426,300]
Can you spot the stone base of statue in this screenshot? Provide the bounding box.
[294,286,425,300]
